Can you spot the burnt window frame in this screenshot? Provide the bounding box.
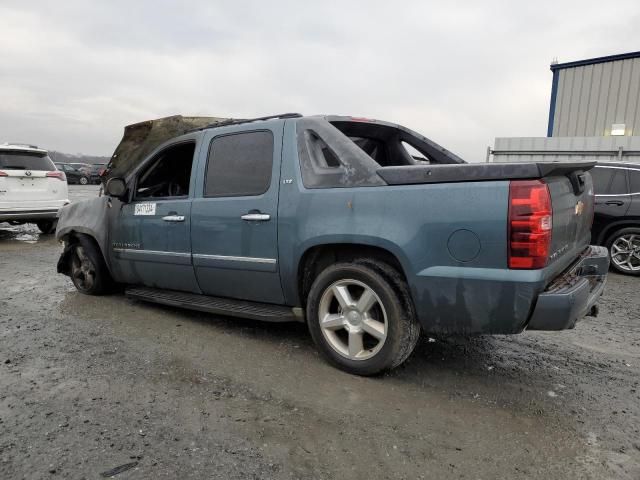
[203,129,275,198]
[132,140,197,201]
[296,118,386,189]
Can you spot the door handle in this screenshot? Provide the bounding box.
[604,200,624,206]
[162,215,185,222]
[241,213,271,222]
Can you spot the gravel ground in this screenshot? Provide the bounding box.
[0,186,638,479]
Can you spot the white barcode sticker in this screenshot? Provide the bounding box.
[134,203,156,216]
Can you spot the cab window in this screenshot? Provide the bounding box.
[204,131,274,197]
[135,142,195,199]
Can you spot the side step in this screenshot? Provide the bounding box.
[125,287,302,323]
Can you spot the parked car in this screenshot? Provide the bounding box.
[0,143,69,233]
[54,162,91,185]
[55,114,608,375]
[590,162,640,275]
[69,162,92,174]
[88,163,107,184]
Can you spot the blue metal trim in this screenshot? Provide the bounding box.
[547,69,559,137]
[550,51,640,71]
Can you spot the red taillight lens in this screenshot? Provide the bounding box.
[46,171,66,181]
[0,170,7,177]
[508,180,552,269]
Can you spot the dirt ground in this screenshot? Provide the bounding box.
[1,186,639,479]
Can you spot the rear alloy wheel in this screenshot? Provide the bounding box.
[307,262,420,375]
[36,220,57,234]
[607,228,640,275]
[79,176,89,185]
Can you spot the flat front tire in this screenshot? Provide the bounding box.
[307,261,420,376]
[69,236,113,295]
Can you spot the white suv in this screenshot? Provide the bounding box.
[0,143,69,233]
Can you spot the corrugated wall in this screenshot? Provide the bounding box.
[492,136,640,163]
[552,57,640,137]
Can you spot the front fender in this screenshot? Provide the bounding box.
[56,196,112,275]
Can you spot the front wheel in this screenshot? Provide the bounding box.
[606,227,640,275]
[79,176,89,185]
[69,237,113,295]
[307,261,420,376]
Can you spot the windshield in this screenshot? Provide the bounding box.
[0,152,55,171]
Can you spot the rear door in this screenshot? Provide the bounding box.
[61,164,80,183]
[591,165,631,237]
[191,123,284,304]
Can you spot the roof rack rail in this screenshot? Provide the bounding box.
[189,113,303,132]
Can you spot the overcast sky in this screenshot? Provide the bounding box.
[1,1,638,161]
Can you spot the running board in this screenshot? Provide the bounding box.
[125,287,303,323]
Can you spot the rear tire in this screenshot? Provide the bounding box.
[69,236,113,295]
[36,220,57,234]
[606,227,640,276]
[306,261,420,376]
[79,176,89,185]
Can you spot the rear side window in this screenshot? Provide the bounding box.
[591,167,628,195]
[609,169,628,194]
[204,131,273,197]
[0,152,55,171]
[628,169,640,193]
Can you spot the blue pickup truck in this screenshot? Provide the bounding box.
[56,114,609,375]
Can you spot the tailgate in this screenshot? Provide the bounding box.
[0,170,56,204]
[544,167,595,278]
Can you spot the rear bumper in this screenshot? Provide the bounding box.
[527,245,609,331]
[0,207,63,222]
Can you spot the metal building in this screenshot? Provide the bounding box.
[491,51,640,163]
[548,51,640,138]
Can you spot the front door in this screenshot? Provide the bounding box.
[190,124,284,304]
[109,140,200,292]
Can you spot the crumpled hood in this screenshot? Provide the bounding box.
[104,115,230,181]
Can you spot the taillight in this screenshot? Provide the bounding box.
[508,179,552,269]
[0,170,7,177]
[46,171,66,181]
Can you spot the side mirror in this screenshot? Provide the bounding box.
[105,177,128,201]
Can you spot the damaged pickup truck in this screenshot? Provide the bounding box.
[56,113,609,375]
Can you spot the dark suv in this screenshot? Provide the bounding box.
[54,162,91,185]
[591,162,640,275]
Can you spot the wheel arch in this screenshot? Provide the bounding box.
[598,219,640,245]
[296,242,410,308]
[58,230,113,278]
